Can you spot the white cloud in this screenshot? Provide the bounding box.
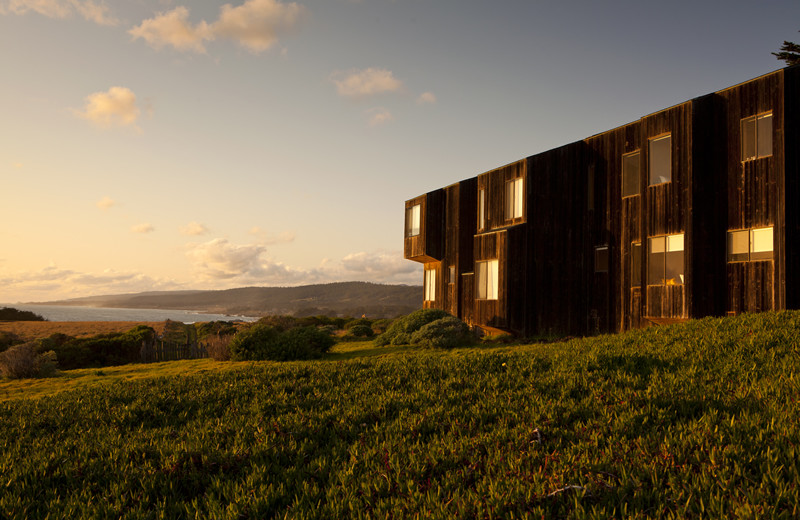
[96,196,116,209]
[180,221,209,236]
[0,0,118,25]
[131,223,155,234]
[340,250,420,283]
[128,6,211,53]
[185,238,314,283]
[74,87,142,130]
[213,0,307,53]
[331,68,404,98]
[129,0,307,54]
[417,91,436,105]
[367,107,393,127]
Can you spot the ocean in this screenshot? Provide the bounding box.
[1,304,258,323]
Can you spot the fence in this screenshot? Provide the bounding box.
[140,339,208,363]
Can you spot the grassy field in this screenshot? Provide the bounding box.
[2,311,800,518]
[0,320,169,342]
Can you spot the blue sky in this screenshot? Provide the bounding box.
[1,0,798,302]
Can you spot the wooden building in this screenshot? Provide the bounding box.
[404,66,800,336]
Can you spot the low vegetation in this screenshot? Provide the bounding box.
[0,307,46,322]
[374,308,452,346]
[1,311,799,517]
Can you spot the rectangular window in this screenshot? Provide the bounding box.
[476,259,499,300]
[631,242,642,286]
[727,226,774,262]
[478,189,486,230]
[595,246,609,273]
[406,204,421,237]
[741,112,773,161]
[648,233,684,285]
[622,151,640,197]
[505,177,523,220]
[424,268,436,301]
[649,135,671,185]
[448,265,456,284]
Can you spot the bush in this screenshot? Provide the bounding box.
[205,335,232,361]
[344,318,372,330]
[410,317,474,349]
[46,326,156,370]
[195,321,238,340]
[228,324,281,361]
[0,331,23,352]
[229,324,334,362]
[256,315,300,332]
[278,327,335,360]
[0,343,58,379]
[0,307,46,321]
[347,324,374,338]
[374,309,452,346]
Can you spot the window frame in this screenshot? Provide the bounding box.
[478,189,486,231]
[424,268,436,301]
[648,134,672,186]
[505,177,524,220]
[631,241,642,287]
[727,226,774,262]
[622,150,641,198]
[406,204,421,237]
[740,112,773,162]
[594,245,609,273]
[476,259,499,300]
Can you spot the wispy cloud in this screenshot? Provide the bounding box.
[366,107,393,127]
[131,223,155,234]
[180,221,209,236]
[330,68,404,98]
[96,196,116,209]
[248,226,295,244]
[417,91,436,105]
[129,0,307,54]
[0,0,118,26]
[73,86,143,131]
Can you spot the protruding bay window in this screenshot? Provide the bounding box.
[406,204,421,237]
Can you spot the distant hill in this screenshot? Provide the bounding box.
[36,282,423,319]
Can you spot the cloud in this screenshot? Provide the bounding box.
[248,226,295,244]
[128,6,211,53]
[96,196,116,209]
[213,0,307,53]
[367,107,393,127]
[0,0,118,25]
[180,221,209,236]
[186,238,314,283]
[0,265,180,302]
[129,0,307,54]
[331,68,404,98]
[131,223,155,234]
[74,87,142,130]
[340,250,420,283]
[417,91,436,105]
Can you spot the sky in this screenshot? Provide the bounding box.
[1,0,799,303]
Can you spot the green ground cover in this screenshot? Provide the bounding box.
[2,311,800,518]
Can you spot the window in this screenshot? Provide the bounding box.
[631,242,642,286]
[406,204,421,237]
[727,227,774,262]
[476,260,499,300]
[424,268,436,301]
[478,189,486,230]
[648,233,684,285]
[448,265,456,284]
[595,246,609,273]
[649,135,671,185]
[622,151,640,198]
[741,112,773,161]
[505,177,524,220]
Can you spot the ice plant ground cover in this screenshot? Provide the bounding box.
[2,311,799,518]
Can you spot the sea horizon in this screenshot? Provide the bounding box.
[0,303,258,323]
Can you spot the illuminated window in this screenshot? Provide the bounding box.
[741,112,773,161]
[622,151,640,197]
[649,135,671,185]
[648,233,684,285]
[727,227,773,262]
[448,265,456,284]
[505,177,523,220]
[424,268,436,301]
[595,246,609,273]
[478,189,486,230]
[406,204,421,237]
[476,260,499,300]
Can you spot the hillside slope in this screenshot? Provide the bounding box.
[37,281,422,318]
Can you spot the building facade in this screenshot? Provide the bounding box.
[404,67,800,336]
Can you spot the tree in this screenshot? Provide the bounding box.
[773,33,800,66]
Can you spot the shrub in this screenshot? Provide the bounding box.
[0,343,58,379]
[205,335,232,361]
[0,331,23,352]
[229,324,334,361]
[344,318,372,330]
[46,326,156,370]
[371,318,393,334]
[0,307,46,321]
[375,309,452,346]
[347,324,374,338]
[410,317,474,349]
[195,321,238,340]
[256,315,300,332]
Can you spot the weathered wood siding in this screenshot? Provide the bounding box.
[404,189,445,263]
[476,160,526,233]
[474,231,507,329]
[785,66,800,309]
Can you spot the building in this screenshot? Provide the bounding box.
[403,66,800,336]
